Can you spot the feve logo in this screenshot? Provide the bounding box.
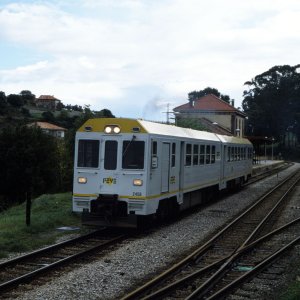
[103,177,116,185]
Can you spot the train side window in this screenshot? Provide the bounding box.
[171,143,176,167]
[152,141,157,155]
[227,146,231,162]
[234,147,237,161]
[211,145,216,163]
[151,141,158,168]
[122,141,145,169]
[231,147,234,161]
[78,140,100,168]
[249,148,253,159]
[104,141,117,170]
[200,145,205,165]
[185,143,192,166]
[206,145,211,164]
[193,144,199,165]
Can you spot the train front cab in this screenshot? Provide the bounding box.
[72,119,151,228]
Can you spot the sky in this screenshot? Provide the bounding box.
[0,0,300,121]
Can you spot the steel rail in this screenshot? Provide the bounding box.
[186,173,300,299]
[0,229,104,269]
[0,233,126,293]
[245,161,291,186]
[207,235,300,300]
[122,169,299,300]
[140,217,300,300]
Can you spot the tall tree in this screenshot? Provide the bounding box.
[20,90,35,104]
[7,94,24,108]
[188,87,232,104]
[0,126,60,205]
[0,91,7,115]
[94,108,115,118]
[242,64,300,141]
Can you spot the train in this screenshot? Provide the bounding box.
[72,118,253,228]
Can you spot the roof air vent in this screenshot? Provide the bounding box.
[84,126,93,132]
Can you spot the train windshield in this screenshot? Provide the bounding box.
[77,140,100,168]
[122,140,145,169]
[104,140,117,170]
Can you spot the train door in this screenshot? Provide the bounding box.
[161,142,170,193]
[178,141,185,198]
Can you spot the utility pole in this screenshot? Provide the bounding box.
[162,103,171,124]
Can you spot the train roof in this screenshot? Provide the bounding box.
[216,134,252,145]
[78,118,251,144]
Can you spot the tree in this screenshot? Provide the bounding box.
[94,108,115,118]
[188,87,232,104]
[7,94,24,108]
[42,111,55,123]
[0,126,61,206]
[20,90,35,105]
[56,101,64,111]
[0,91,7,115]
[242,64,300,143]
[177,118,208,131]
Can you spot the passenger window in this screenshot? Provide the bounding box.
[234,147,238,161]
[104,141,117,170]
[151,141,158,168]
[171,143,176,167]
[152,141,157,155]
[200,145,205,165]
[228,146,231,162]
[211,145,216,163]
[185,143,192,166]
[206,145,211,164]
[193,144,199,165]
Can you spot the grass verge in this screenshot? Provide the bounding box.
[0,192,83,258]
[280,280,300,299]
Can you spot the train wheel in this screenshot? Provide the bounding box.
[137,215,154,230]
[157,198,179,222]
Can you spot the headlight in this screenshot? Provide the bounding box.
[104,126,112,133]
[104,125,120,134]
[113,126,121,133]
[78,177,87,184]
[133,179,143,186]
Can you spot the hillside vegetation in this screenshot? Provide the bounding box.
[0,193,83,258]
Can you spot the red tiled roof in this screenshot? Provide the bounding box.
[29,122,67,131]
[37,95,60,101]
[174,94,244,115]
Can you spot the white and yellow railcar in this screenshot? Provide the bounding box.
[72,118,253,227]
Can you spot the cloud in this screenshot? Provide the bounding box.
[0,0,300,119]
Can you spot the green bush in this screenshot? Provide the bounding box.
[0,193,82,258]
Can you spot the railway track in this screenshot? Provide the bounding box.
[245,161,292,186]
[0,161,292,298]
[122,169,300,300]
[0,229,128,296]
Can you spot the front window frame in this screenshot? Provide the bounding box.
[77,139,100,168]
[122,140,145,170]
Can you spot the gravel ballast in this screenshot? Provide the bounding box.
[11,163,300,300]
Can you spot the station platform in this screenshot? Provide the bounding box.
[252,160,285,176]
